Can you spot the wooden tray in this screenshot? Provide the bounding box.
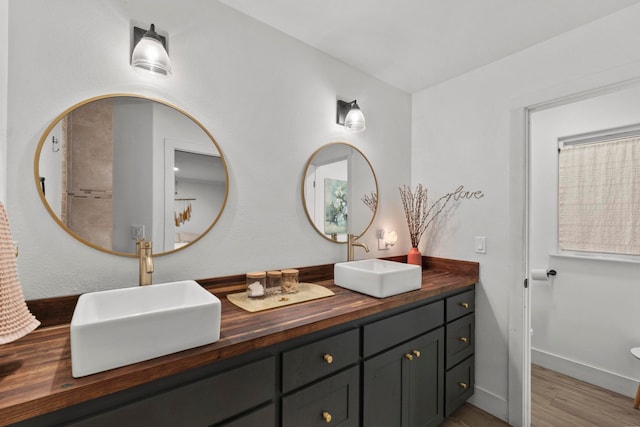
[227,283,335,312]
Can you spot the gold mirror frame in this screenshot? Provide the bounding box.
[34,93,229,257]
[302,142,378,243]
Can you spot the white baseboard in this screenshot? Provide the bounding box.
[532,348,638,398]
[468,385,509,422]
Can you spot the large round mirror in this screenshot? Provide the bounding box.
[35,94,229,256]
[302,142,378,243]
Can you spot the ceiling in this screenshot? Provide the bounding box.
[218,0,640,93]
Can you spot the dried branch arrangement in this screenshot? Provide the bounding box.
[361,191,377,213]
[399,184,484,248]
[399,184,451,247]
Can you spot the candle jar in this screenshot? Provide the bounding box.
[281,269,299,294]
[246,272,266,299]
[266,270,282,296]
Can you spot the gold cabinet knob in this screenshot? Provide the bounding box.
[459,337,469,344]
[404,353,414,361]
[412,350,421,358]
[323,354,334,364]
[459,382,468,390]
[322,411,332,423]
[460,302,470,309]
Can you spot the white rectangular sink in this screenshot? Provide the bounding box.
[71,280,221,378]
[333,259,422,298]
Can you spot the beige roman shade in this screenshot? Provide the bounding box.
[558,136,640,255]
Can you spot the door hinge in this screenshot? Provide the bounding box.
[524,278,528,288]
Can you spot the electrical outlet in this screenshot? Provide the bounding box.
[377,230,388,250]
[131,225,145,240]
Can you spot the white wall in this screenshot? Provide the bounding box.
[152,102,218,252]
[530,86,640,397]
[37,122,62,217]
[175,179,225,237]
[412,3,640,421]
[6,0,411,298]
[0,1,7,204]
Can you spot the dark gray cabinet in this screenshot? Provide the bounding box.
[445,356,474,418]
[444,288,475,416]
[282,328,359,393]
[363,328,444,427]
[282,366,359,427]
[219,404,276,427]
[14,285,475,427]
[68,356,276,427]
[359,287,476,424]
[446,289,475,322]
[281,328,360,426]
[363,301,444,358]
[446,313,474,369]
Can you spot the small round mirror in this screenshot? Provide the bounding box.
[35,94,229,256]
[302,142,378,243]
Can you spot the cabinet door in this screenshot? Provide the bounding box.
[282,366,359,427]
[363,343,404,427]
[363,328,444,427]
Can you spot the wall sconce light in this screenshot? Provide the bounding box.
[377,230,397,250]
[131,23,172,78]
[337,99,366,133]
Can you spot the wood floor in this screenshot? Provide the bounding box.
[442,403,511,427]
[442,364,640,426]
[531,364,640,427]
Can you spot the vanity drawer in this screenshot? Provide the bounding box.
[363,300,444,358]
[282,328,359,393]
[446,313,474,369]
[69,356,275,427]
[446,289,475,322]
[445,356,474,417]
[282,365,359,427]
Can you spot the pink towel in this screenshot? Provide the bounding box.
[0,202,39,344]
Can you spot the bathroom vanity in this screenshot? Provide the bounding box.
[0,257,477,427]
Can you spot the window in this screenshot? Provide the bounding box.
[558,134,640,255]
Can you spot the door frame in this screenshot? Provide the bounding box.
[507,63,640,427]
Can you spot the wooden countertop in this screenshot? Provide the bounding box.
[0,257,478,425]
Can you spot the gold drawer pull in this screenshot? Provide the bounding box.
[460,302,470,309]
[412,350,421,358]
[322,411,332,423]
[459,337,469,344]
[404,353,414,361]
[323,354,334,364]
[458,382,468,390]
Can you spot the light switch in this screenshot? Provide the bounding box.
[475,236,486,254]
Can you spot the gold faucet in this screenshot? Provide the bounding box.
[136,238,154,286]
[347,233,369,261]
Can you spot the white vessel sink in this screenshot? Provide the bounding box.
[333,259,422,298]
[70,280,221,378]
